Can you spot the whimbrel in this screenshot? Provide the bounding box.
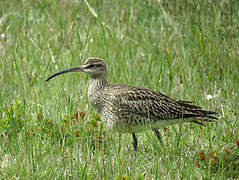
[46,57,217,151]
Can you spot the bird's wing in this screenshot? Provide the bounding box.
[104,84,185,120]
[104,84,217,121]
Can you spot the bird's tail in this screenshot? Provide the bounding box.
[177,100,218,125]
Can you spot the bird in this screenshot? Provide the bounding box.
[46,57,217,151]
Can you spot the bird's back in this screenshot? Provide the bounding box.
[98,83,217,133]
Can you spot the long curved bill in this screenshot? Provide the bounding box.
[46,66,84,81]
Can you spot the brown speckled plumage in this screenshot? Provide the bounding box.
[46,57,218,151]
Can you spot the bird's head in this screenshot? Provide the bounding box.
[46,57,107,81]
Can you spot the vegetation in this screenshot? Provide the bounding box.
[0,0,238,179]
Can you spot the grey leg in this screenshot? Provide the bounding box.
[132,133,138,151]
[152,128,162,144]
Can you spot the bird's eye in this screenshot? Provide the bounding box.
[86,64,103,69]
[87,64,96,69]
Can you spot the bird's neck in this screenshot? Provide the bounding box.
[87,75,109,111]
[88,75,108,92]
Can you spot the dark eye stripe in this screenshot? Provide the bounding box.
[86,64,103,69]
[86,64,96,68]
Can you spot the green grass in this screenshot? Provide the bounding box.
[0,0,239,179]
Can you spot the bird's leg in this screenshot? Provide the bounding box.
[152,128,162,144]
[132,133,138,152]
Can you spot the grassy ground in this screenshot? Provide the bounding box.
[0,0,239,179]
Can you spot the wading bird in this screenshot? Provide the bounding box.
[46,57,217,151]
